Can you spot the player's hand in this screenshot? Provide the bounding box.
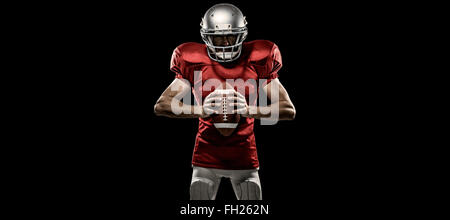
[230,91,249,117]
[202,90,222,117]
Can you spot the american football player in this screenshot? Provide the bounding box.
[154,3,295,200]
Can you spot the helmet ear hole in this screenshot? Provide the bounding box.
[242,32,247,42]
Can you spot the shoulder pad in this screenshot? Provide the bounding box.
[175,42,209,64]
[244,40,277,62]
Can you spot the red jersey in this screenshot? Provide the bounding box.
[170,40,282,169]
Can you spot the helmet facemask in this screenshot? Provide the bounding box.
[200,27,248,62]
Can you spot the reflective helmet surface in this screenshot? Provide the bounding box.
[200,3,248,62]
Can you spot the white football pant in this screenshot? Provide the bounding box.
[190,166,262,200]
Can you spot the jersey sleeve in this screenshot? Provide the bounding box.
[257,43,282,86]
[170,47,189,80]
[265,43,282,79]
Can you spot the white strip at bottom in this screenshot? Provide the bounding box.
[214,123,238,128]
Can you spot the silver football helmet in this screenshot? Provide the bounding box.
[200,3,248,62]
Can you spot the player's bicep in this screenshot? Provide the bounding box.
[159,78,191,102]
[262,78,290,104]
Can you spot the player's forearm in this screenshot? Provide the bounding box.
[154,100,203,118]
[248,101,295,120]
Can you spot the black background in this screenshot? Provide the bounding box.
[42,0,401,218]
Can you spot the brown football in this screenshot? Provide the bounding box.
[211,89,240,136]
